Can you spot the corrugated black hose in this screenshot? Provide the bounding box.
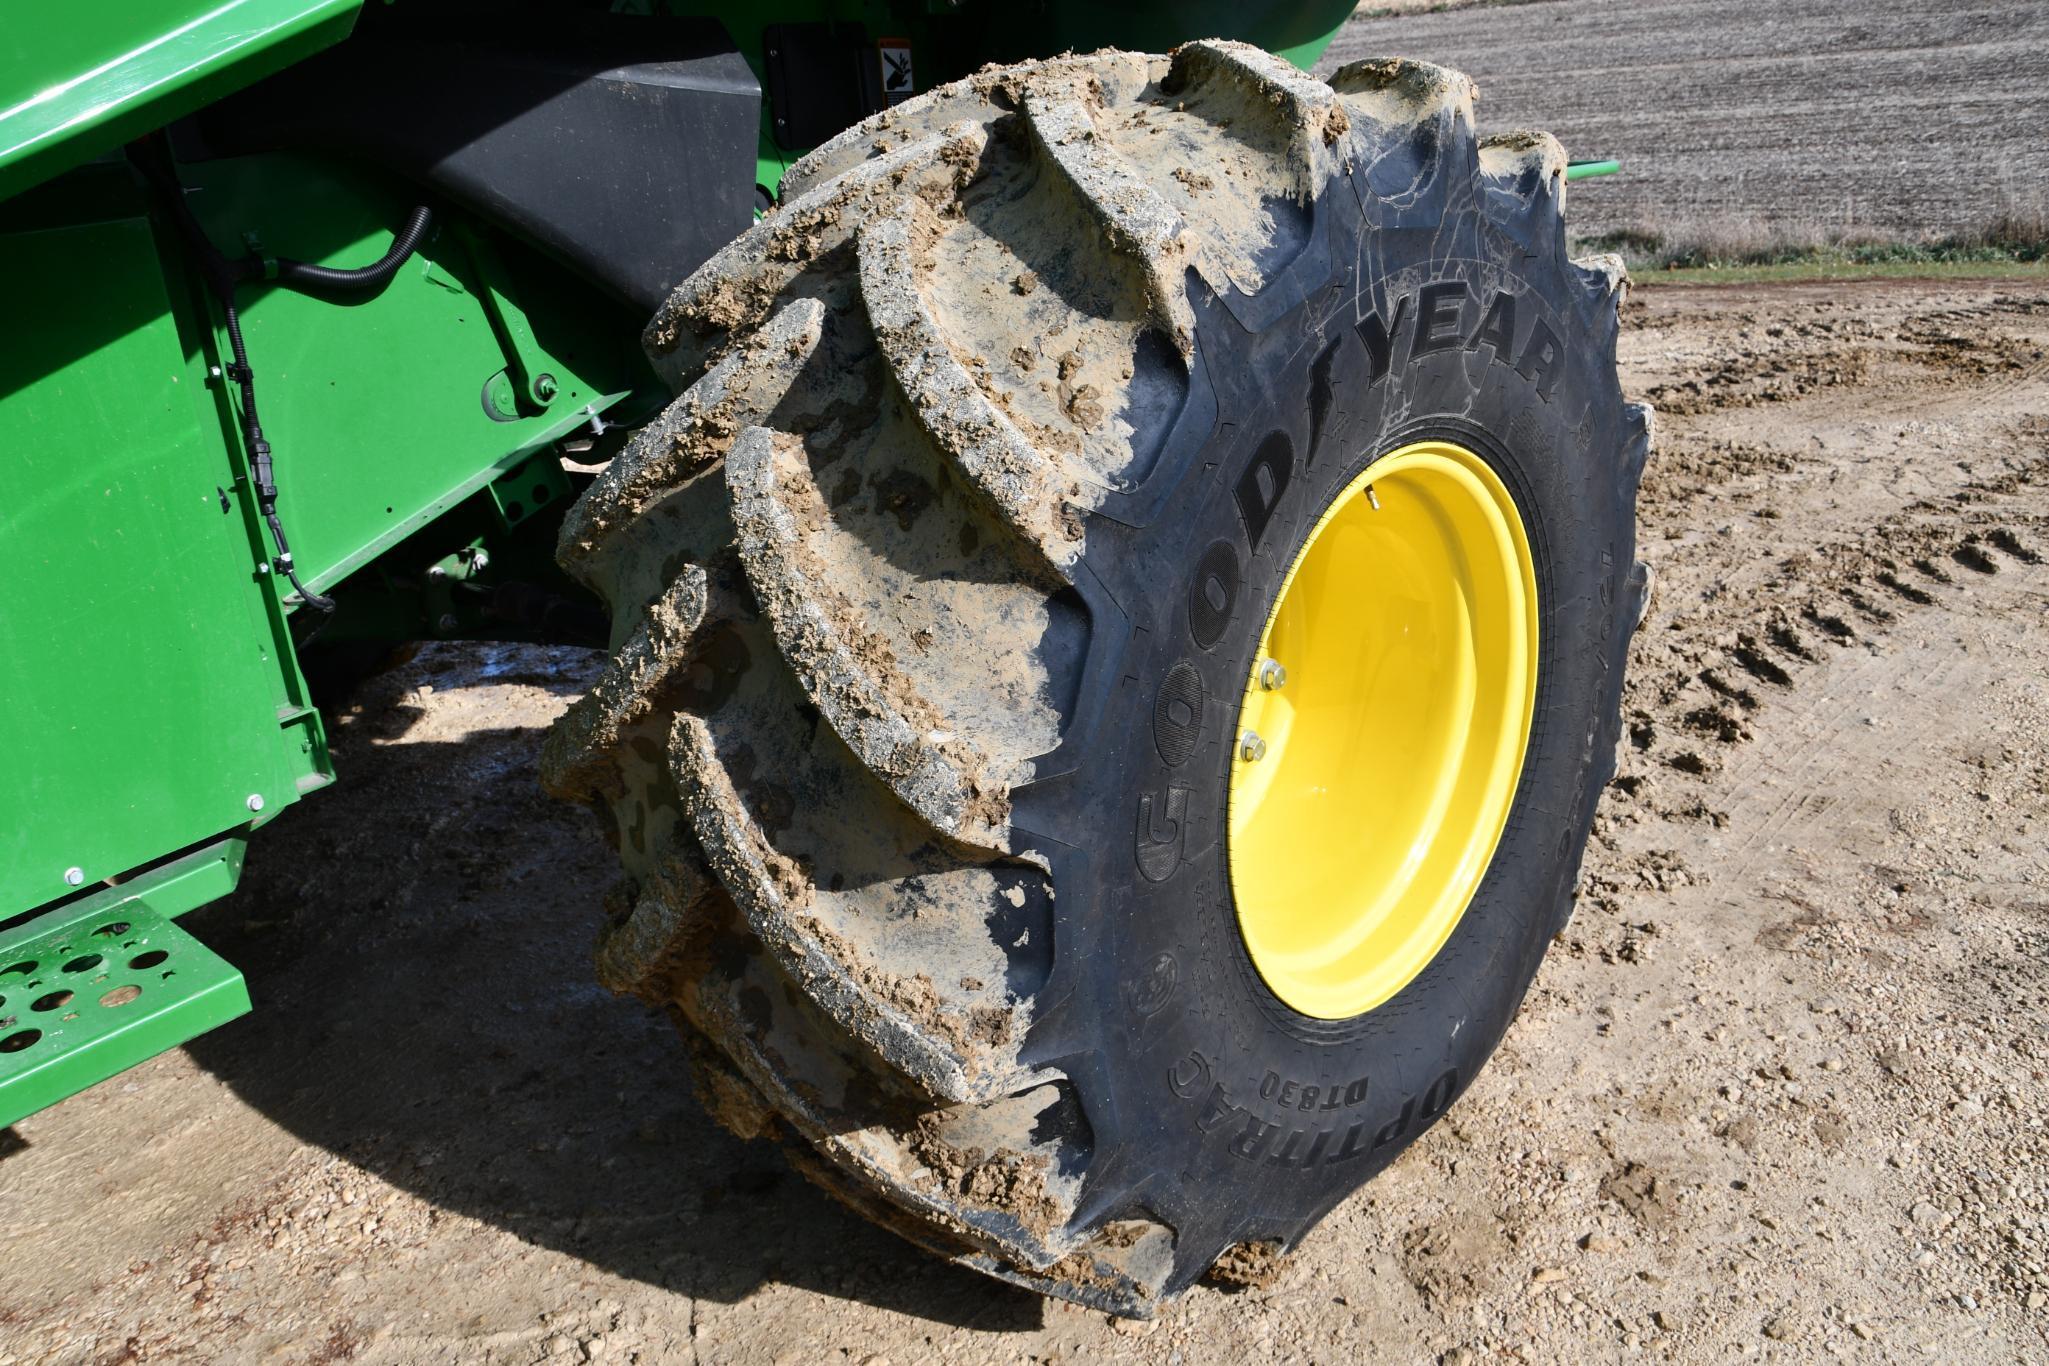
[128,135,434,616]
[270,206,434,294]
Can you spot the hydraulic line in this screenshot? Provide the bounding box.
[266,206,435,294]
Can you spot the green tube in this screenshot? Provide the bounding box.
[1566,159,1622,182]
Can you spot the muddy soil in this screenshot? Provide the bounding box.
[1320,1,2049,241]
[3,277,2047,1363]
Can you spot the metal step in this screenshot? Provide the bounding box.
[0,902,249,1128]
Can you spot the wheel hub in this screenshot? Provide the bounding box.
[1228,440,1539,1019]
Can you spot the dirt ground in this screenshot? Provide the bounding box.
[1318,0,2049,241]
[4,276,2048,1363]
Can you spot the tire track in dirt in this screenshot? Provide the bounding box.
[1530,279,2048,1357]
[1600,282,2049,859]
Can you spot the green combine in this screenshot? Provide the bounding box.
[1,0,1648,1313]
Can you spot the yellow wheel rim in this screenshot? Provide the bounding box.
[1227,440,1539,1019]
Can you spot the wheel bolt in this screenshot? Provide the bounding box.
[1257,658,1287,691]
[1239,729,1267,762]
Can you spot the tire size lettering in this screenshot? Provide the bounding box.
[1259,1069,1371,1113]
[1165,1049,1460,1169]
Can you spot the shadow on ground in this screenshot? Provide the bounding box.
[181,647,1042,1333]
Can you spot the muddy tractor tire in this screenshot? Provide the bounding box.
[543,43,1650,1315]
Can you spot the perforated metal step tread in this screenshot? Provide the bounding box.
[0,903,249,1128]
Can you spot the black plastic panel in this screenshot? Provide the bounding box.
[763,22,884,151]
[197,16,759,311]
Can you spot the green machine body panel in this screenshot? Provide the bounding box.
[0,0,362,203]
[0,184,326,911]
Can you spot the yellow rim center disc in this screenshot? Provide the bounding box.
[1227,440,1539,1019]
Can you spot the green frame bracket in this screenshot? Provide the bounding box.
[458,222,568,415]
[1566,159,1622,182]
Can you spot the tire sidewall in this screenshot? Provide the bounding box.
[1032,214,1633,1234]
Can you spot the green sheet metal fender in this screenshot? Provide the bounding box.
[0,0,361,201]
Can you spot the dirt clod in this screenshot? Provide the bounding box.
[1205,1240,1288,1291]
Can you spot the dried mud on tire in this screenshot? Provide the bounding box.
[542,42,1640,1313]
